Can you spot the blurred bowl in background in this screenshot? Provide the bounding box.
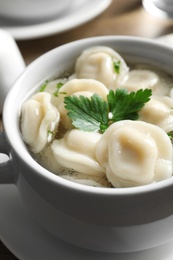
[0,0,74,22]
[142,0,173,19]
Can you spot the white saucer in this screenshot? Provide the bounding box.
[0,0,112,40]
[0,184,173,260]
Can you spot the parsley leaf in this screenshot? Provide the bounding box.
[107,88,152,121]
[64,94,109,133]
[64,88,152,133]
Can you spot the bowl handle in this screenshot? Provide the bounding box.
[0,131,16,184]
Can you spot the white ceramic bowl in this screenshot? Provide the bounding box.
[0,0,73,22]
[1,36,173,253]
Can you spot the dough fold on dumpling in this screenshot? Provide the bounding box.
[139,95,173,133]
[21,92,60,153]
[75,46,129,89]
[54,78,109,129]
[96,120,173,188]
[51,129,104,175]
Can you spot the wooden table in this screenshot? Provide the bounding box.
[0,0,173,258]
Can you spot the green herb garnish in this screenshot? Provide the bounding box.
[39,80,49,92]
[53,82,64,97]
[47,129,57,142]
[113,60,121,74]
[64,88,152,133]
[64,94,108,132]
[107,88,151,122]
[167,131,173,143]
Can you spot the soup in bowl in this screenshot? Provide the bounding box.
[1,36,173,253]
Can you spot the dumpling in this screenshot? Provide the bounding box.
[75,46,129,89]
[96,120,173,188]
[54,78,109,129]
[21,92,60,153]
[51,129,104,175]
[139,95,173,133]
[121,69,159,92]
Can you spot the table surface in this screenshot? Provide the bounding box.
[0,0,173,258]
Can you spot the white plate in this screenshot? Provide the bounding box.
[0,184,173,260]
[0,0,112,40]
